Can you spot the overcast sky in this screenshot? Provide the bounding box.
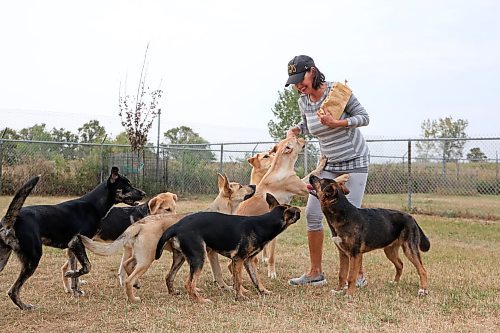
[1,0,499,143]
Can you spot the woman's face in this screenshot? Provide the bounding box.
[294,68,315,94]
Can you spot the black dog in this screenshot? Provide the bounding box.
[309,175,430,298]
[0,167,145,310]
[154,193,301,303]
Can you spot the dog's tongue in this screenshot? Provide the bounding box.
[306,184,317,196]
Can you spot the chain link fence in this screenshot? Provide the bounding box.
[0,138,498,209]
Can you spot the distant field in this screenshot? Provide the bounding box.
[0,196,499,332]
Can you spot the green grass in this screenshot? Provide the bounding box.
[0,196,499,332]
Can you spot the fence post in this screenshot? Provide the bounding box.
[220,144,224,174]
[407,140,412,211]
[0,140,3,194]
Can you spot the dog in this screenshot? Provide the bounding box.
[155,193,301,303]
[248,150,275,186]
[309,174,430,297]
[79,173,256,302]
[61,191,178,293]
[235,136,327,280]
[0,167,145,310]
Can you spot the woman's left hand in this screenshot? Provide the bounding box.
[316,111,346,128]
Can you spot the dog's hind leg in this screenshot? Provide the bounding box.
[8,251,41,310]
[166,249,185,295]
[383,242,404,283]
[244,257,271,296]
[206,250,231,291]
[119,246,134,287]
[124,264,150,302]
[0,242,12,273]
[402,242,428,296]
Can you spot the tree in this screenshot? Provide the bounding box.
[118,44,162,152]
[163,126,215,161]
[467,147,487,162]
[18,123,52,141]
[416,116,468,161]
[78,120,107,143]
[267,87,307,140]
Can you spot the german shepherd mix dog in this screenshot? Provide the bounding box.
[0,168,145,310]
[155,194,301,304]
[309,175,430,298]
[80,174,255,302]
[61,192,177,293]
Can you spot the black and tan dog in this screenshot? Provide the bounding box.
[79,173,255,302]
[155,193,301,303]
[309,175,430,298]
[0,168,145,310]
[61,191,177,293]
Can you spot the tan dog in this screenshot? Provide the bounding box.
[236,137,332,280]
[61,191,177,295]
[236,137,309,280]
[79,174,255,302]
[248,150,275,185]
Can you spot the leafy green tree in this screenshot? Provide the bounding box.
[416,116,468,161]
[268,87,309,140]
[467,147,487,162]
[163,126,215,161]
[0,127,20,140]
[78,120,107,143]
[18,123,52,141]
[51,127,79,159]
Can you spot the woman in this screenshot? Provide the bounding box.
[285,55,370,287]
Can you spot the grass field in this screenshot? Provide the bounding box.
[0,195,499,332]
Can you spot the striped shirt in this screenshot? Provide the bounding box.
[295,81,370,173]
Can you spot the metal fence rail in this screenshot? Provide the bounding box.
[0,138,498,210]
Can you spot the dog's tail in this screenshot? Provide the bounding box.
[80,224,141,256]
[155,225,178,260]
[1,175,40,229]
[415,220,430,252]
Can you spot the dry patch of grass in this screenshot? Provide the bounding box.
[1,197,499,332]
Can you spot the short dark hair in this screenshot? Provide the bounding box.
[311,67,325,90]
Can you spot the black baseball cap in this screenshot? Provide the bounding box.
[285,55,315,87]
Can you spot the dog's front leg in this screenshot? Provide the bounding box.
[346,254,363,297]
[266,238,277,279]
[206,250,231,291]
[230,259,248,301]
[333,248,349,294]
[244,257,271,296]
[64,236,91,295]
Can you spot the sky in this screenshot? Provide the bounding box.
[1,0,499,144]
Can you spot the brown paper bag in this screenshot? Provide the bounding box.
[319,81,352,120]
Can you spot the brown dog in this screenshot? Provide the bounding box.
[309,175,430,298]
[248,150,275,185]
[79,174,255,301]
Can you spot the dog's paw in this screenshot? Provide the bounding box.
[331,288,345,295]
[128,296,141,302]
[418,289,429,296]
[260,288,272,296]
[64,270,79,278]
[71,289,85,297]
[261,257,269,264]
[268,271,277,279]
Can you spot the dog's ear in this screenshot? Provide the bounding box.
[109,166,119,183]
[338,182,350,195]
[221,174,232,197]
[265,193,280,209]
[172,193,178,202]
[148,197,160,214]
[247,156,257,167]
[217,173,225,191]
[269,144,278,154]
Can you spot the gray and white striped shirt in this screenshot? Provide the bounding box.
[295,81,370,173]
